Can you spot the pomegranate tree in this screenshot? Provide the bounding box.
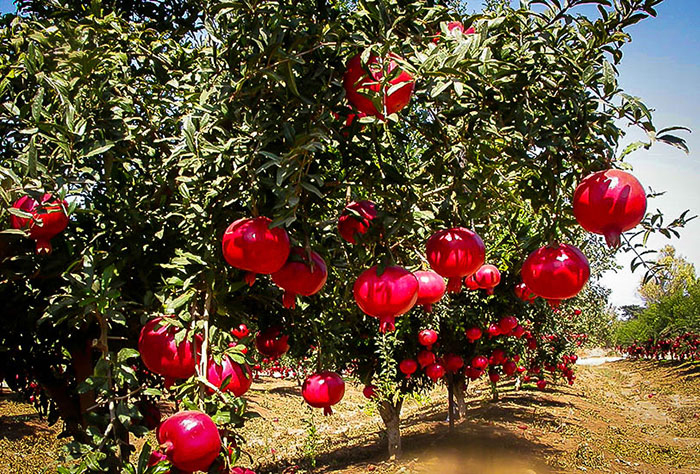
[353,265,419,332]
[10,194,69,255]
[271,247,328,309]
[426,227,485,293]
[343,53,415,118]
[156,411,221,471]
[573,169,647,248]
[302,371,345,415]
[221,217,290,286]
[521,243,590,307]
[414,270,446,312]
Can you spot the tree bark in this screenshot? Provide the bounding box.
[447,374,455,432]
[379,399,403,458]
[454,375,468,419]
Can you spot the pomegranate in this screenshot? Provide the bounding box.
[514,282,537,303]
[425,363,446,382]
[488,370,500,383]
[418,329,438,350]
[521,243,590,307]
[474,264,501,295]
[512,325,526,338]
[426,227,485,293]
[467,367,483,381]
[231,324,249,339]
[206,356,252,397]
[487,323,502,338]
[138,318,201,387]
[255,327,290,358]
[490,349,506,366]
[414,270,446,312]
[573,309,582,316]
[503,360,517,377]
[338,200,377,244]
[222,217,290,286]
[11,194,69,255]
[399,359,418,378]
[362,385,377,399]
[343,53,415,118]
[536,379,548,390]
[353,265,419,333]
[471,355,488,370]
[465,327,482,343]
[231,468,256,474]
[464,275,480,290]
[498,316,518,335]
[156,411,221,471]
[417,350,436,369]
[573,169,647,248]
[302,372,345,415]
[443,353,464,373]
[271,247,328,309]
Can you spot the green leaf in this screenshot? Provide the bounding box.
[117,348,141,363]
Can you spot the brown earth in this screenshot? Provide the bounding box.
[1,358,698,473]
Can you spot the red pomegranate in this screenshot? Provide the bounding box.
[536,379,548,390]
[474,264,501,295]
[503,360,517,377]
[11,194,69,255]
[425,363,446,382]
[471,355,488,370]
[464,274,480,290]
[156,411,221,472]
[417,350,436,369]
[432,21,476,43]
[222,217,290,286]
[467,367,483,381]
[138,318,201,387]
[514,282,537,303]
[465,327,482,343]
[414,270,446,312]
[231,324,249,339]
[338,200,377,244]
[487,323,502,338]
[521,243,590,307]
[231,469,256,474]
[271,247,328,309]
[498,316,518,335]
[418,329,438,350]
[573,169,647,248]
[443,353,464,373]
[490,349,506,366]
[302,372,345,415]
[488,370,500,383]
[512,325,526,338]
[206,356,252,397]
[399,359,418,378]
[573,309,582,316]
[353,265,419,333]
[362,385,377,399]
[426,227,485,293]
[255,327,290,358]
[343,53,415,119]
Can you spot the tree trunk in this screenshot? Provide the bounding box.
[490,382,499,402]
[379,399,402,458]
[447,374,455,432]
[454,376,468,419]
[70,338,96,425]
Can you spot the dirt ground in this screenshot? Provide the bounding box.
[1,357,698,473]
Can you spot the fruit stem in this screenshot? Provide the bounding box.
[446,277,462,293]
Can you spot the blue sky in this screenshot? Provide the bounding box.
[2,0,698,307]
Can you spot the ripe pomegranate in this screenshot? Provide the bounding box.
[426,227,485,293]
[512,325,526,338]
[503,360,517,377]
[467,366,483,381]
[465,327,482,342]
[490,349,506,366]
[343,53,415,119]
[231,468,256,474]
[425,363,446,382]
[399,359,418,378]
[414,270,446,312]
[474,264,501,295]
[573,309,582,316]
[514,282,537,303]
[11,194,69,255]
[271,247,328,309]
[487,323,502,338]
[156,411,221,471]
[231,324,249,339]
[488,370,500,383]
[464,275,480,290]
[443,353,464,373]
[362,385,377,399]
[521,243,590,307]
[573,169,647,248]
[138,318,201,387]
[418,329,438,350]
[353,265,419,333]
[255,327,290,358]
[471,355,488,370]
[206,356,252,397]
[338,200,377,244]
[222,217,290,286]
[536,379,548,390]
[417,350,436,369]
[498,316,518,335]
[302,372,345,415]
